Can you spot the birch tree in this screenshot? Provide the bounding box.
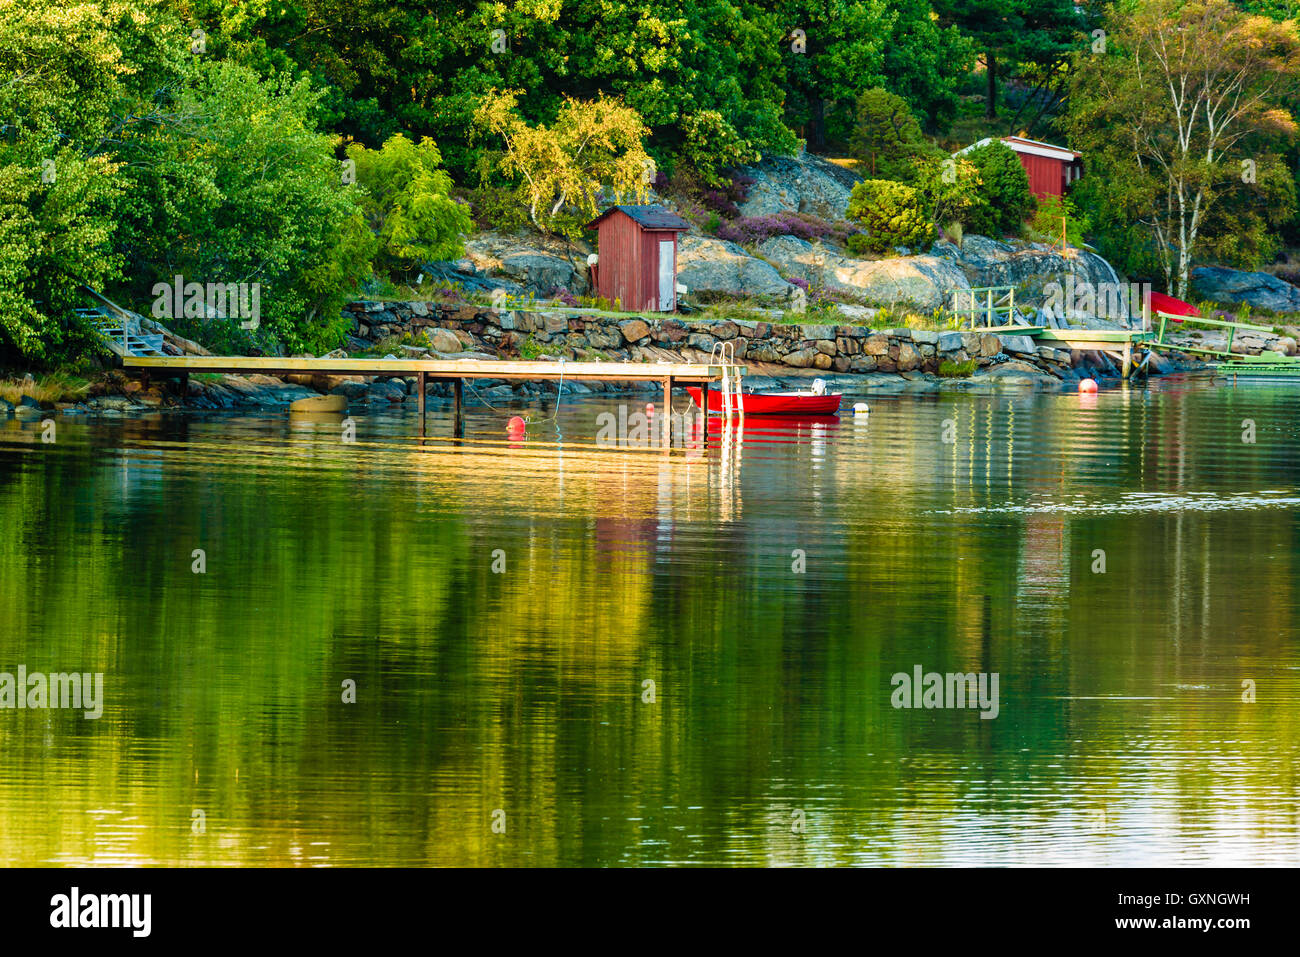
[1067,0,1300,298]
[474,91,651,239]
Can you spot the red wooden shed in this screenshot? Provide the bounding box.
[584,205,692,312]
[956,136,1083,199]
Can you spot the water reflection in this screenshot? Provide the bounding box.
[1,377,1298,865]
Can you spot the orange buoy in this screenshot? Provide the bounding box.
[1079,378,1099,393]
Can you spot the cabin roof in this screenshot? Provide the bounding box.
[954,136,1081,163]
[585,204,692,231]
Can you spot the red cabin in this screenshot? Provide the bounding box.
[956,136,1083,199]
[585,205,691,312]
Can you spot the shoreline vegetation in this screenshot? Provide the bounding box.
[3,1,1300,403]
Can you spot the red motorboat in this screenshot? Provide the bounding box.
[686,385,842,415]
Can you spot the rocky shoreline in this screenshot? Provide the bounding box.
[2,300,1216,419]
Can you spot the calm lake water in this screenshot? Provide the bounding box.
[2,375,1299,866]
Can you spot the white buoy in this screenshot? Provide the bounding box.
[853,402,870,415]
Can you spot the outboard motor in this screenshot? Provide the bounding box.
[812,378,827,396]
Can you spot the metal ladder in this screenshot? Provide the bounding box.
[709,341,743,418]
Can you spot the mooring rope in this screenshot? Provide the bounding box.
[462,356,567,430]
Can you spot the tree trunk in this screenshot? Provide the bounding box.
[985,51,998,120]
[811,98,826,152]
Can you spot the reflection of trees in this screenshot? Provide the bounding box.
[1,388,1298,865]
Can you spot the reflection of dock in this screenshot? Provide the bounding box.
[123,355,744,438]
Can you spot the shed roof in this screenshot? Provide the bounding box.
[585,204,692,231]
[954,136,1081,162]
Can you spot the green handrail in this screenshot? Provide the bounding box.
[1153,310,1280,359]
[953,285,1019,328]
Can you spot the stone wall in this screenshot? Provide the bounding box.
[342,301,1078,379]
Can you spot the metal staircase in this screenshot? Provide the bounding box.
[76,288,169,358]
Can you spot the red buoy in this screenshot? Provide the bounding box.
[507,415,526,436]
[1079,378,1099,394]
[645,403,655,415]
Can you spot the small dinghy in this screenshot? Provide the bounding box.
[687,378,841,416]
[290,393,347,413]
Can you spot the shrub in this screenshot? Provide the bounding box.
[846,180,936,255]
[1028,193,1091,248]
[546,285,580,307]
[909,155,987,235]
[962,141,1035,237]
[716,212,858,246]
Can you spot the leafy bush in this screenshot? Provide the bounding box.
[1028,193,1091,248]
[909,155,987,235]
[962,141,1036,237]
[846,180,936,255]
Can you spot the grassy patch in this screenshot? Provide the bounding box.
[352,332,433,357]
[518,336,566,360]
[938,358,977,378]
[0,373,91,404]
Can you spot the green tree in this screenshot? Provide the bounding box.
[1065,0,1300,297]
[112,60,374,354]
[910,155,986,236]
[932,0,1085,122]
[961,141,1035,237]
[776,1,889,150]
[879,0,976,131]
[850,88,936,180]
[0,0,183,363]
[474,91,651,239]
[347,135,472,276]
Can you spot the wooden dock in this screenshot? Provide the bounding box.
[1032,328,1156,379]
[123,355,743,438]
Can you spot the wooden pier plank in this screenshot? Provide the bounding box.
[123,355,739,383]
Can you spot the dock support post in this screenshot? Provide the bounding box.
[179,372,188,398]
[699,382,708,447]
[417,371,426,435]
[663,376,673,448]
[453,378,464,438]
[1122,342,1133,380]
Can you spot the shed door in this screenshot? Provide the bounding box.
[658,240,675,311]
